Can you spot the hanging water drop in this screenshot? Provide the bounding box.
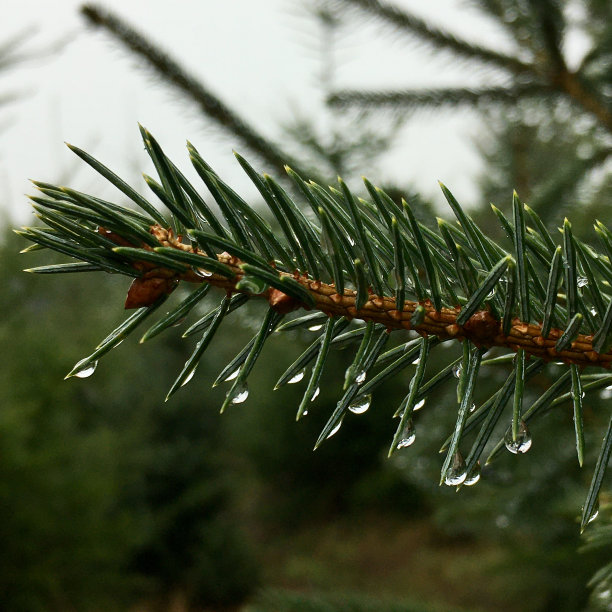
[464,462,481,486]
[288,369,306,384]
[311,386,320,401]
[577,276,588,288]
[194,267,213,278]
[73,360,98,379]
[230,380,249,404]
[349,393,372,414]
[414,398,426,411]
[584,499,600,526]
[224,368,240,382]
[388,267,399,291]
[181,369,196,387]
[453,363,462,379]
[320,228,333,256]
[396,420,416,449]
[308,324,323,332]
[444,452,467,486]
[326,417,343,439]
[590,306,597,316]
[504,420,532,454]
[600,385,612,400]
[469,402,476,413]
[355,370,366,384]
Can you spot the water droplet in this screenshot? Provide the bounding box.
[355,370,366,384]
[288,369,305,384]
[224,368,239,382]
[600,385,612,400]
[326,417,343,439]
[387,268,398,291]
[444,452,467,486]
[396,420,416,449]
[302,408,308,416]
[453,364,462,379]
[194,267,213,278]
[590,307,597,316]
[320,228,333,256]
[73,360,98,378]
[593,584,612,608]
[349,393,371,414]
[577,276,588,288]
[464,462,481,486]
[414,398,426,412]
[584,499,600,526]
[308,324,323,332]
[469,402,476,413]
[413,357,420,365]
[311,386,320,401]
[504,420,532,454]
[181,369,196,387]
[230,381,249,404]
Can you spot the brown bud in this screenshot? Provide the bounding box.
[125,276,177,308]
[462,310,499,343]
[445,324,461,337]
[268,288,302,314]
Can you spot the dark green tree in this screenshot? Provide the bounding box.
[0,228,259,611]
[328,0,612,228]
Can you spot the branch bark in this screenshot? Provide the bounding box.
[134,225,612,370]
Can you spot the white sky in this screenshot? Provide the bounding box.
[1,0,515,224]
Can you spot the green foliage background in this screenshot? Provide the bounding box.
[1,217,610,611]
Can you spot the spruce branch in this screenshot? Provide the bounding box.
[95,229,612,370]
[330,0,612,134]
[79,4,306,178]
[17,130,612,522]
[333,0,535,76]
[328,84,554,111]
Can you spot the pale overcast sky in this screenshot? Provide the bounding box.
[1,0,517,223]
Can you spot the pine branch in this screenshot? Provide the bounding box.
[334,0,534,76]
[330,0,612,134]
[17,130,612,520]
[80,4,305,178]
[329,84,553,111]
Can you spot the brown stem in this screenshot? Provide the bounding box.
[142,227,611,370]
